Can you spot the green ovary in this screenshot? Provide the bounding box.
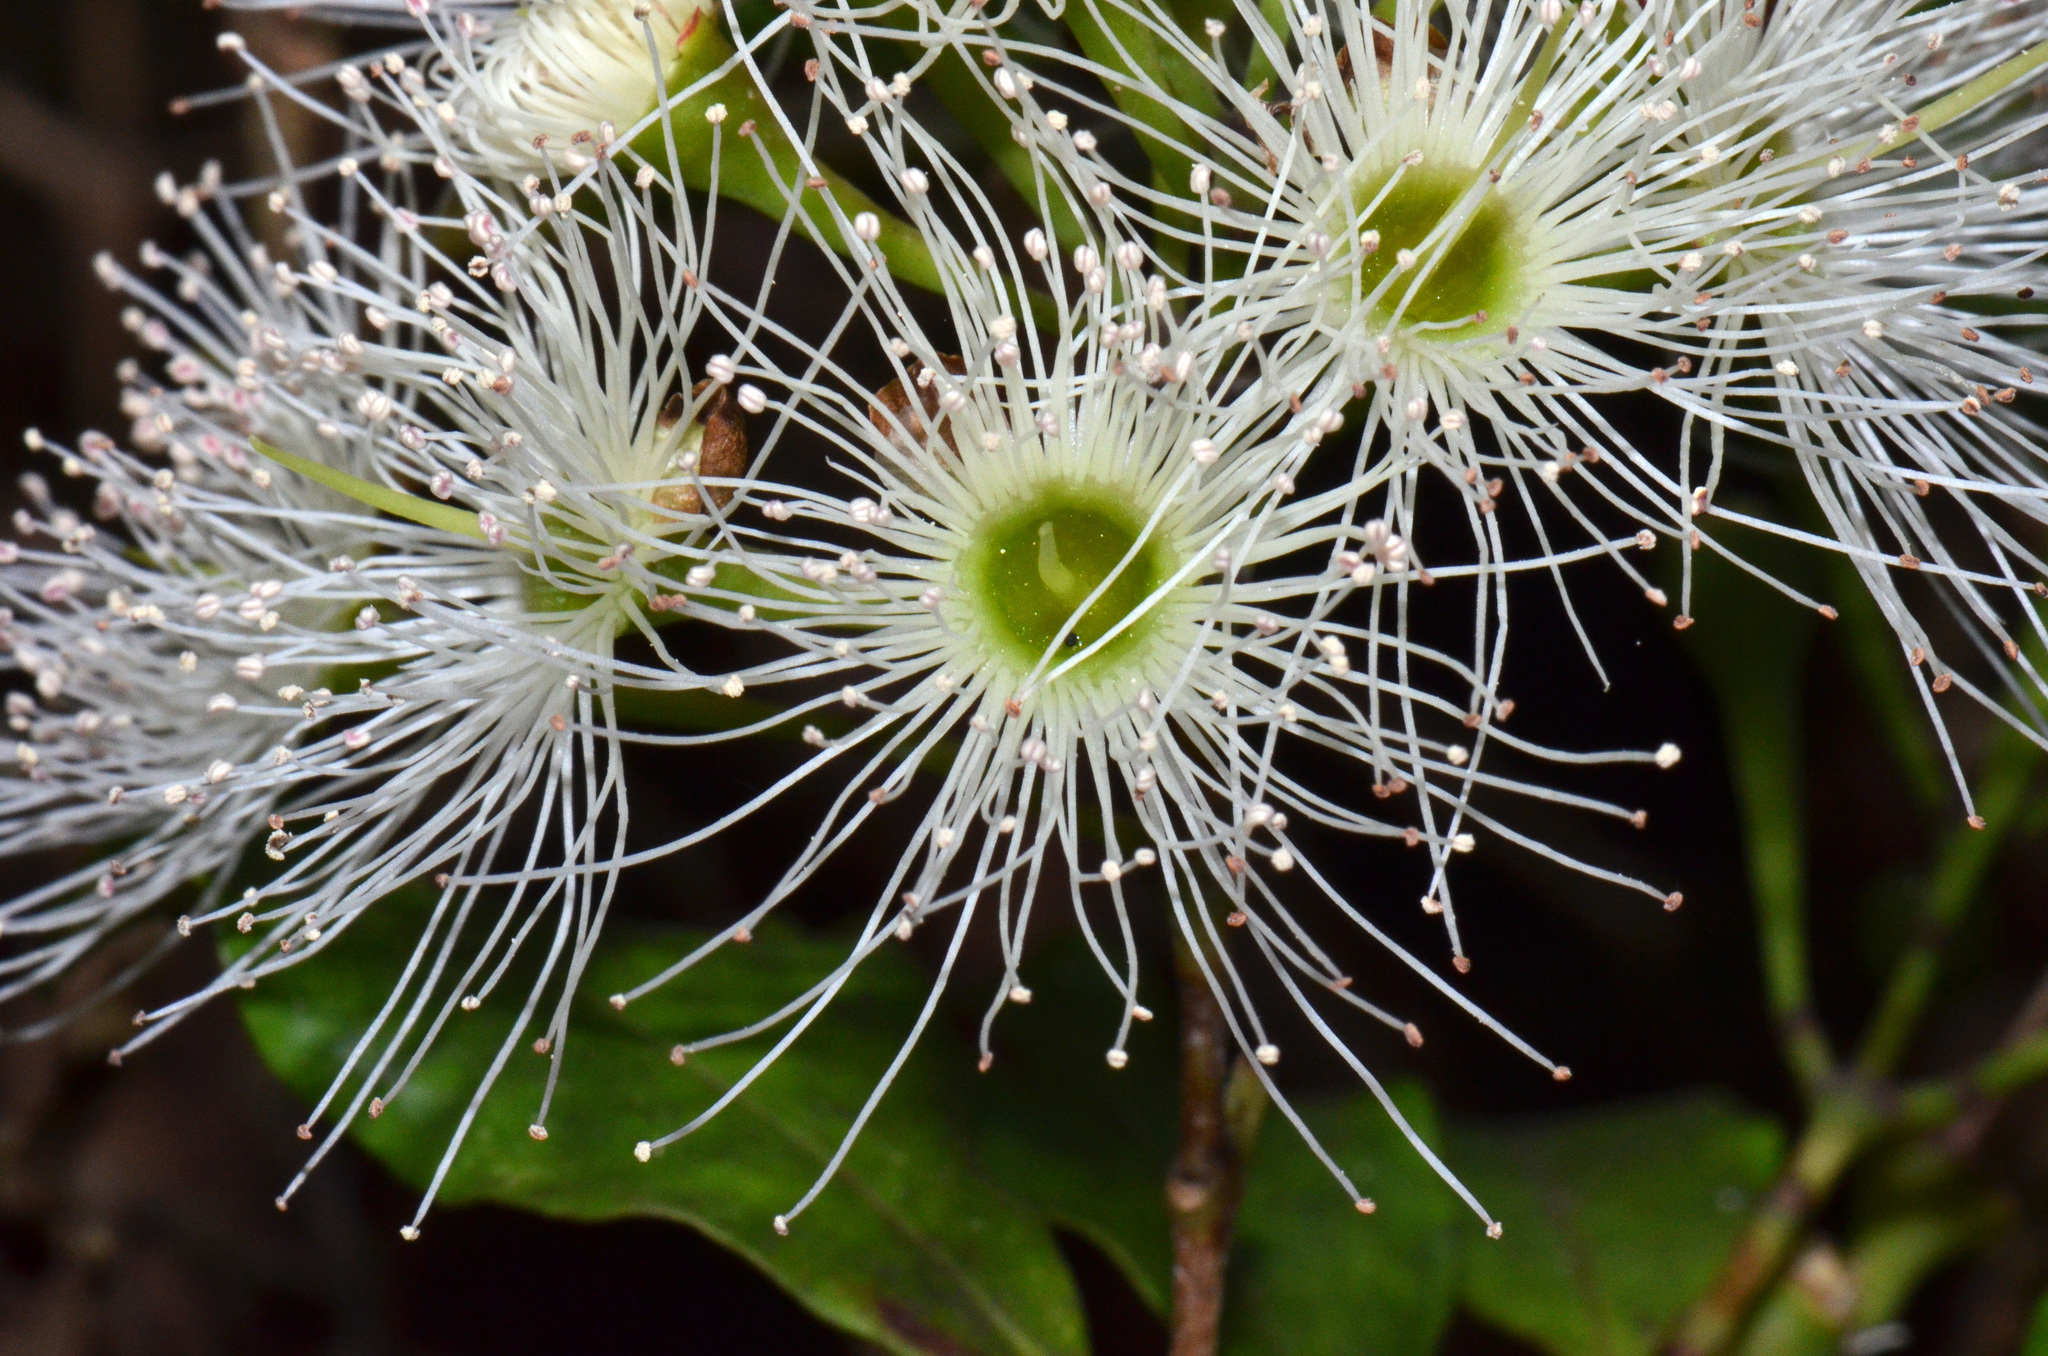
[1343,166,1523,333]
[966,488,1173,675]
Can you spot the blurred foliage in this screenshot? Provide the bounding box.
[238,902,1802,1356]
[2026,1291,2048,1356]
[1224,1089,1461,1356]
[1451,1096,1783,1356]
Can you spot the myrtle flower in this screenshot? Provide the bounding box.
[1625,0,2048,804]
[0,143,434,1028]
[214,0,946,290]
[213,0,721,184]
[16,1,1689,1244]
[0,486,293,1030]
[0,73,816,1236]
[891,0,2048,807]
[587,124,1684,1237]
[798,0,1750,667]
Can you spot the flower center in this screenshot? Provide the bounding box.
[965,486,1173,676]
[464,0,714,166]
[1340,165,1523,335]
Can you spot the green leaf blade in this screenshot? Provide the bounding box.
[1223,1085,1464,1356]
[1449,1092,1785,1356]
[235,909,1088,1356]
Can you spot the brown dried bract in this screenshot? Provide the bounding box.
[869,353,968,457]
[652,379,747,516]
[1334,24,1447,89]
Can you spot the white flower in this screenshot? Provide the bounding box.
[591,147,1682,1237]
[223,0,721,181]
[1,100,795,1237]
[0,144,459,1016]
[34,3,1693,1244]
[1622,0,2048,815]
[212,0,948,295]
[436,0,720,177]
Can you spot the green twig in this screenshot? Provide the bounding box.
[1666,1089,1883,1356]
[252,437,484,540]
[645,25,945,294]
[1912,39,2048,139]
[1485,16,1571,167]
[919,47,1084,245]
[1719,660,1834,1099]
[1732,1202,2007,1356]
[1681,548,1832,1101]
[1062,0,1217,262]
[1855,729,2041,1079]
[1899,1028,2048,1131]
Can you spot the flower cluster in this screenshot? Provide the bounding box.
[858,0,2048,810]
[57,0,2048,1242]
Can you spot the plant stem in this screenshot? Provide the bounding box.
[1167,943,1265,1356]
[1487,13,1572,165]
[1667,1086,1882,1356]
[1719,669,1834,1101]
[1899,1022,2048,1135]
[1913,39,2048,139]
[1813,39,2048,176]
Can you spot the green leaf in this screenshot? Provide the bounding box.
[234,906,1088,1356]
[1224,1084,1465,1356]
[1448,1092,1785,1356]
[2024,1288,2048,1356]
[966,938,1181,1311]
[251,437,485,540]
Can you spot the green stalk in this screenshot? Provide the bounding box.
[1062,0,1218,261]
[1681,541,1837,1098]
[644,23,943,294]
[1912,39,2048,139]
[1724,665,1835,1098]
[1899,1028,2048,1128]
[1240,0,1292,94]
[252,437,484,540]
[1855,727,2041,1079]
[918,46,1084,245]
[256,439,817,638]
[1824,38,2048,170]
[1732,1205,2006,1356]
[1485,15,1572,167]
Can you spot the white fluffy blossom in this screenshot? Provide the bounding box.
[587,118,1684,1235]
[9,0,1703,1243]
[0,78,811,1236]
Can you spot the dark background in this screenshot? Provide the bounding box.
[2,3,2046,1354]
